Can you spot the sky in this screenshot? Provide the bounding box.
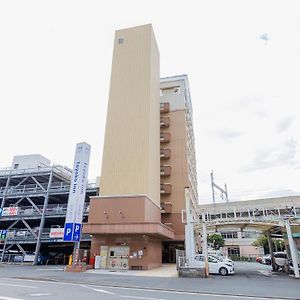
[0,0,299,204]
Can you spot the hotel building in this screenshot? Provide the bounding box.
[84,24,198,270]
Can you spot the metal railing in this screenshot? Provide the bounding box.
[0,203,89,218]
[0,165,72,178]
[182,205,300,227]
[0,181,97,196]
[4,227,91,241]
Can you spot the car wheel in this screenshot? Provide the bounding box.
[219,267,228,276]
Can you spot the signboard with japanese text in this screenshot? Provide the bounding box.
[63,142,90,242]
[49,228,65,239]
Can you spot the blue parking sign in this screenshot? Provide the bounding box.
[63,223,74,241]
[72,223,81,241]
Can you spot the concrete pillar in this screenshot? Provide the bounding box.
[266,231,276,272]
[285,220,299,278]
[202,217,209,277]
[185,188,195,267]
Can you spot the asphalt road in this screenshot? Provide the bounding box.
[0,277,292,300]
[0,262,299,300]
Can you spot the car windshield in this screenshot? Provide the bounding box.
[210,254,222,262]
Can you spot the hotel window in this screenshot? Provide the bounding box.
[228,247,240,257]
[221,231,238,239]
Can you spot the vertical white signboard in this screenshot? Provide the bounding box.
[64,142,90,242]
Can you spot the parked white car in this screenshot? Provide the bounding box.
[194,254,235,276]
[209,253,234,266]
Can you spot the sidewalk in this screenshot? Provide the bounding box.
[87,263,178,277]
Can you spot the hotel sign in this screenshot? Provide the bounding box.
[63,142,90,242]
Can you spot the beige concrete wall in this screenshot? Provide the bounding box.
[101,24,160,206]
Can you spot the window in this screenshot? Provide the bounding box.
[161,86,181,95]
[118,38,124,44]
[221,231,238,239]
[208,256,217,263]
[195,255,204,261]
[227,247,240,257]
[13,164,19,169]
[243,231,260,239]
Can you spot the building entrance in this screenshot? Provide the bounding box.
[162,241,184,263]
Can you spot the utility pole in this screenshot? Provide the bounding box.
[210,171,229,203]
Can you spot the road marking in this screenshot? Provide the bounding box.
[120,296,166,300]
[36,268,64,271]
[258,270,277,277]
[0,278,292,300]
[80,285,116,295]
[98,286,286,300]
[0,296,25,300]
[0,283,37,289]
[92,289,116,295]
[29,293,52,297]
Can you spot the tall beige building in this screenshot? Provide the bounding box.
[101,24,160,206]
[84,25,198,270]
[84,25,174,270]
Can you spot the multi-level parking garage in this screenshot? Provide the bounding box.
[0,156,98,265]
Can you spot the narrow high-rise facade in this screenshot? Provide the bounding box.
[101,24,160,205]
[160,76,199,262]
[84,25,198,270]
[84,25,174,270]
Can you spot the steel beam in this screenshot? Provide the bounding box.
[21,219,38,238]
[31,176,46,191]
[26,197,42,214]
[33,170,53,265]
[1,169,12,208]
[16,243,26,256]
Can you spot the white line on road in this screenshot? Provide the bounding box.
[258,270,277,277]
[29,294,52,297]
[0,278,291,300]
[92,289,116,295]
[120,296,166,300]
[0,296,25,300]
[97,285,287,300]
[0,283,37,289]
[80,285,116,295]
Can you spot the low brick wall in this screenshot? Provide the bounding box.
[178,267,206,278]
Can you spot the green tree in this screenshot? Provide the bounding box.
[252,235,268,249]
[207,234,225,250]
[252,235,285,253]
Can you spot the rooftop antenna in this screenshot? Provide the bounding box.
[210,171,229,204]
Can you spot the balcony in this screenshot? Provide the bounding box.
[160,183,172,194]
[160,148,171,159]
[160,132,170,143]
[161,202,172,213]
[160,117,170,128]
[160,165,171,177]
[160,102,170,113]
